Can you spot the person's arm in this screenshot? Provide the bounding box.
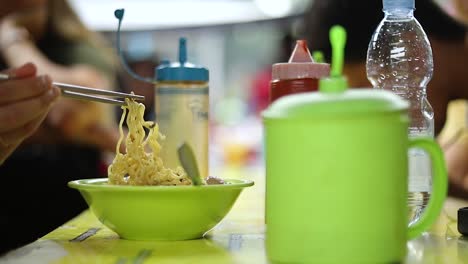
[444,130,468,195]
[0,17,120,153]
[0,63,60,164]
[0,17,110,89]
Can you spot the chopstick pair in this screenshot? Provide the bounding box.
[0,73,144,106]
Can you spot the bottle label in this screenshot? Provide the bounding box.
[270,78,319,103]
[155,85,209,177]
[408,148,432,192]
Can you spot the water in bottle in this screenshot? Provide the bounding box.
[366,0,434,225]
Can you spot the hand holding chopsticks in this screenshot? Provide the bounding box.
[0,64,60,164]
[0,73,145,106]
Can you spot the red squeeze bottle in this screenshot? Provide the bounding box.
[269,40,330,103]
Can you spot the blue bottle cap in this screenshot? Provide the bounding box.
[383,0,415,11]
[159,59,170,66]
[156,38,209,82]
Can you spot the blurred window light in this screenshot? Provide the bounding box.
[68,0,311,31]
[254,0,293,18]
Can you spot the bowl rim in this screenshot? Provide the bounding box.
[68,178,254,191]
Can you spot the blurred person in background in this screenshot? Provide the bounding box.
[436,0,468,26]
[301,0,468,197]
[434,0,468,199]
[0,2,61,170]
[0,0,121,253]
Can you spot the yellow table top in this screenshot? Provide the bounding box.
[2,165,468,264]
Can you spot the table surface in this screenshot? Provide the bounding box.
[1,165,468,264]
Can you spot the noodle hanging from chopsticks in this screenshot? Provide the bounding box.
[108,98,191,186]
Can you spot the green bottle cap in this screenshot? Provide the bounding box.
[319,25,348,93]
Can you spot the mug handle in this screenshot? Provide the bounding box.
[407,138,448,240]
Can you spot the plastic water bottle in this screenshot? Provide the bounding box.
[366,0,434,225]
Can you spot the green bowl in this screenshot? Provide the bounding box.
[68,178,254,240]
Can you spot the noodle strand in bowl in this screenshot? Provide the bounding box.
[108,98,191,186]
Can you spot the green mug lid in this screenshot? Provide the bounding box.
[262,89,409,120]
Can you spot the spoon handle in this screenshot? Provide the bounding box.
[177,142,203,186]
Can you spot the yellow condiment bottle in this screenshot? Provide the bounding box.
[155,38,209,177]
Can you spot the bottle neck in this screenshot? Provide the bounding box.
[383,8,414,19]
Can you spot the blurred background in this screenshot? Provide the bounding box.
[67,0,467,170]
[70,0,308,109]
[68,0,315,169]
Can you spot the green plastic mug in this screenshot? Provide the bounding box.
[262,89,447,263]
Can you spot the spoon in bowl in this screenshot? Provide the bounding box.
[177,142,203,186]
